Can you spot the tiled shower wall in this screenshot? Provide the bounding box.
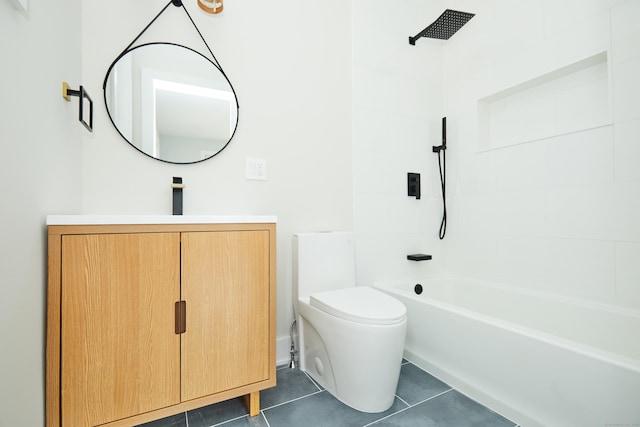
[353,0,447,285]
[443,0,640,309]
[354,0,640,311]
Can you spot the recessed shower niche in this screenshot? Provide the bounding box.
[478,52,611,150]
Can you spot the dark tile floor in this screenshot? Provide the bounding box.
[138,361,517,427]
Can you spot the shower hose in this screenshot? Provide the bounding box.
[436,148,446,239]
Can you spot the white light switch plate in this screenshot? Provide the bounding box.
[246,158,267,180]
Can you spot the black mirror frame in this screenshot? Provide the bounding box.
[101,0,239,165]
[103,42,239,165]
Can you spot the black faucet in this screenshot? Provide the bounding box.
[171,177,185,215]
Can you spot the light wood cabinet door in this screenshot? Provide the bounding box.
[60,233,181,426]
[180,230,271,401]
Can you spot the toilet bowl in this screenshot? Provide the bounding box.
[293,232,407,413]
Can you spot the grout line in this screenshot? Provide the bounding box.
[198,404,273,427]
[404,388,453,409]
[395,394,410,407]
[260,389,325,412]
[209,407,272,427]
[361,389,454,427]
[211,413,251,427]
[302,370,323,391]
[261,411,271,427]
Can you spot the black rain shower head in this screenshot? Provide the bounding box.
[409,9,475,45]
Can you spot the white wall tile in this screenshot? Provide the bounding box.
[494,189,548,237]
[353,150,395,195]
[354,232,381,286]
[542,0,624,36]
[454,152,496,195]
[547,181,640,242]
[390,198,429,235]
[615,241,640,305]
[485,0,545,60]
[355,231,445,286]
[456,113,481,157]
[353,0,443,72]
[492,142,547,192]
[544,126,614,188]
[445,232,499,280]
[612,181,640,242]
[611,0,640,64]
[555,77,611,134]
[487,11,610,100]
[542,238,616,299]
[353,107,432,157]
[614,118,640,182]
[455,192,500,235]
[354,193,393,234]
[353,67,416,114]
[481,53,610,150]
[491,95,556,146]
[495,236,552,288]
[613,57,640,122]
[352,107,391,154]
[494,235,617,302]
[548,11,611,73]
[547,183,617,240]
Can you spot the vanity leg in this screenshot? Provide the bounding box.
[243,391,260,416]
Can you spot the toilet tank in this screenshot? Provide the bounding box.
[293,232,356,301]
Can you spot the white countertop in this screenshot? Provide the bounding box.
[46,215,277,225]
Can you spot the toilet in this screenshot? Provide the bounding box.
[293,232,407,413]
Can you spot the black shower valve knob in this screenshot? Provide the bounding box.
[407,173,421,199]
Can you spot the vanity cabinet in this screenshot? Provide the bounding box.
[46,219,276,427]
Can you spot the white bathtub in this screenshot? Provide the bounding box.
[375,276,640,427]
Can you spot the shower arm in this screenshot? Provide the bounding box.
[409,31,429,46]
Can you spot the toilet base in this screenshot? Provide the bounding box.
[296,300,407,413]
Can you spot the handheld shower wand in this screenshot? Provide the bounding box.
[433,118,447,239]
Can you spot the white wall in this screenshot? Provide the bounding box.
[353,0,449,286]
[441,0,640,310]
[0,0,82,425]
[80,0,353,362]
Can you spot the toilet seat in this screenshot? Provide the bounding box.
[310,287,406,326]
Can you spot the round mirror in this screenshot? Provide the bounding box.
[104,43,239,164]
